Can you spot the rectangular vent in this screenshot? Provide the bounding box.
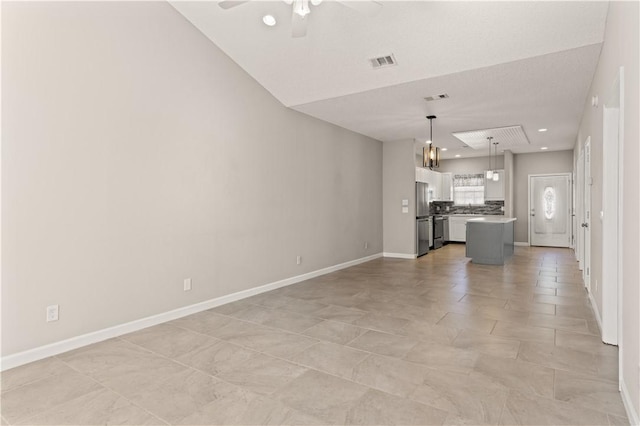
[452,125,530,150]
[370,54,397,69]
[424,93,449,102]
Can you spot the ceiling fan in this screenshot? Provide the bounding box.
[218,0,382,38]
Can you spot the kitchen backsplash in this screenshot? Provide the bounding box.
[430,200,504,215]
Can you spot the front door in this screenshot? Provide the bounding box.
[529,174,571,247]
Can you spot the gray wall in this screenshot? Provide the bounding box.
[2,2,383,356]
[574,1,639,417]
[383,140,416,256]
[439,155,504,175]
[513,151,574,243]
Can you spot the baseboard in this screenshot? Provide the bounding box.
[382,252,417,259]
[588,289,603,333]
[1,252,383,371]
[621,378,640,425]
[514,242,530,246]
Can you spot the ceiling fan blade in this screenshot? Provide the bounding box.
[291,10,308,38]
[218,1,250,10]
[337,0,382,16]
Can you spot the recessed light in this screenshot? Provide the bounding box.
[262,15,276,26]
[455,154,461,158]
[538,128,548,132]
[441,148,448,151]
[541,147,548,150]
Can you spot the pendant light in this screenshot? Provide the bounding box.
[486,137,494,179]
[492,141,500,181]
[423,115,440,169]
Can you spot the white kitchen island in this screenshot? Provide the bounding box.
[465,217,517,265]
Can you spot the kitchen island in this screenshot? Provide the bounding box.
[465,217,517,265]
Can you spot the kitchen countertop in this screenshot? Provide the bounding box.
[466,217,516,223]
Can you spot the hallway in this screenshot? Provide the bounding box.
[1,245,627,425]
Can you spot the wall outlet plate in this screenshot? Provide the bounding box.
[46,305,59,322]
[184,278,192,291]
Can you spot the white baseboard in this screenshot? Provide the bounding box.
[514,242,530,246]
[382,252,417,259]
[1,252,383,371]
[588,290,603,333]
[621,378,640,425]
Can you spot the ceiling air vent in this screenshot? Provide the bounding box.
[370,54,397,69]
[424,93,449,102]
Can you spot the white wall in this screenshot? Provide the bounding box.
[383,140,416,257]
[574,1,639,421]
[1,2,383,357]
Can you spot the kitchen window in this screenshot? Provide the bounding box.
[453,173,485,205]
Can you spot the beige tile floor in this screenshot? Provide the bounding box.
[1,245,629,425]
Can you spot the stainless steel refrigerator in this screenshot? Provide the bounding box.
[416,182,431,257]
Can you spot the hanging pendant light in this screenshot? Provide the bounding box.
[423,115,440,169]
[486,136,494,179]
[492,141,500,181]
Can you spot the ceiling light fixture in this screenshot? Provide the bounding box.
[541,147,549,150]
[455,154,461,158]
[538,128,548,132]
[492,141,500,181]
[290,0,322,18]
[423,115,440,170]
[486,136,494,180]
[262,14,277,26]
[441,148,448,151]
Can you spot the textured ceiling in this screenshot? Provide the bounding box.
[170,1,608,158]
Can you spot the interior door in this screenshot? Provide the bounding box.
[584,142,592,292]
[576,149,584,269]
[529,174,571,247]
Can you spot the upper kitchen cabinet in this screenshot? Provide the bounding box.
[485,169,505,200]
[440,172,453,201]
[415,167,443,201]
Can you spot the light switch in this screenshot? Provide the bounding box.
[402,207,409,213]
[402,199,409,206]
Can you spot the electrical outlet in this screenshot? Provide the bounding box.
[296,256,301,265]
[184,278,192,292]
[364,242,369,249]
[46,305,59,322]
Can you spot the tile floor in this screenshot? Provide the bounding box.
[1,245,628,425]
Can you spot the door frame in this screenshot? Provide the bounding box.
[601,67,624,349]
[527,173,572,248]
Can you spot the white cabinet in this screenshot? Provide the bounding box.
[415,168,442,201]
[440,172,453,201]
[485,170,505,201]
[449,217,468,242]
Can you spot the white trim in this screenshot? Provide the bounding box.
[588,289,603,333]
[383,252,418,259]
[514,242,530,247]
[1,253,382,371]
[621,378,639,426]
